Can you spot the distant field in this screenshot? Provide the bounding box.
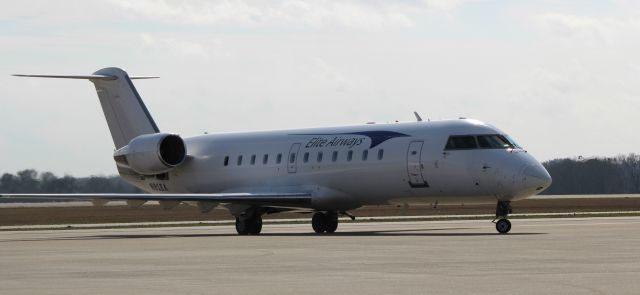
[1,195,639,226]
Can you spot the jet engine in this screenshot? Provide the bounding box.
[113,133,186,175]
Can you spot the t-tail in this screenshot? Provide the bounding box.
[14,68,187,176]
[13,67,160,148]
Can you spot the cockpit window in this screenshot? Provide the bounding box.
[445,136,477,150]
[505,135,522,149]
[445,134,519,151]
[477,135,513,149]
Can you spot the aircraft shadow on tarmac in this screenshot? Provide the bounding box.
[0,228,547,242]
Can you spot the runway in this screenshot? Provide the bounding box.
[1,217,639,295]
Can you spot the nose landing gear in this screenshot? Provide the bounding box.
[493,201,512,234]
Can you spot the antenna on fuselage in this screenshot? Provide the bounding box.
[413,111,423,122]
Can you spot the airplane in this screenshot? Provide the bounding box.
[3,67,552,235]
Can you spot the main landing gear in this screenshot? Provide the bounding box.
[235,216,262,235]
[494,201,512,234]
[235,207,263,235]
[312,211,339,234]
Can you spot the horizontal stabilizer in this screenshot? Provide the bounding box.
[129,76,160,79]
[12,74,158,80]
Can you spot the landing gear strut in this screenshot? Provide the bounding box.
[494,201,512,234]
[235,207,263,235]
[312,211,338,234]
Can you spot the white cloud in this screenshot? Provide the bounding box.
[540,13,603,34]
[110,0,259,25]
[537,12,640,44]
[310,57,351,91]
[140,33,211,59]
[109,0,418,29]
[423,0,463,11]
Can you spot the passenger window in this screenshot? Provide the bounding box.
[289,153,296,164]
[237,155,243,166]
[477,135,513,149]
[378,149,384,160]
[362,150,368,161]
[276,153,282,164]
[317,151,323,162]
[347,150,353,162]
[332,151,338,162]
[250,155,256,165]
[224,156,229,166]
[263,154,268,164]
[445,136,477,150]
[303,152,309,163]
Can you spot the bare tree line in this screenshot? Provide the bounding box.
[541,154,640,195]
[0,169,140,196]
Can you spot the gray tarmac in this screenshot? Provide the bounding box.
[1,217,639,295]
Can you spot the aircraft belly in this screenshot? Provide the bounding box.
[389,195,498,206]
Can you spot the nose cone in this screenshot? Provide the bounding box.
[522,163,552,192]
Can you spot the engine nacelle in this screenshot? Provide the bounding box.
[114,133,186,175]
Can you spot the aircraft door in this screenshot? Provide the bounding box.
[287,143,301,173]
[407,141,429,188]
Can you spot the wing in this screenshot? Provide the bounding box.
[0,192,312,208]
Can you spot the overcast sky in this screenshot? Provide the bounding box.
[1,0,639,176]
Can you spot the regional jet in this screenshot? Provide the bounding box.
[4,67,552,235]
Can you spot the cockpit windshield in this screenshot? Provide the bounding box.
[505,135,522,149]
[444,136,477,150]
[445,134,520,150]
[477,135,512,149]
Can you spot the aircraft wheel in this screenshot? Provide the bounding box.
[236,216,262,235]
[325,212,338,233]
[312,212,327,233]
[248,218,262,235]
[496,219,511,234]
[235,217,250,235]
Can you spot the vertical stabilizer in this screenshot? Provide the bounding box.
[91,67,160,148]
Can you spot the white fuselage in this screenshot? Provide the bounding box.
[121,118,551,211]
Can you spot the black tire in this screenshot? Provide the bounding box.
[325,220,338,233]
[496,219,511,234]
[235,217,249,235]
[325,212,338,233]
[248,218,263,235]
[312,212,327,233]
